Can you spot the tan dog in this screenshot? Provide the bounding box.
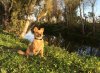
[18,27,44,57]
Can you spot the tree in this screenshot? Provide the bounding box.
[0,0,37,37]
[64,0,83,26]
[44,0,53,22]
[0,0,13,30]
[98,16,100,23]
[79,0,85,35]
[0,2,5,27]
[89,0,96,35]
[20,0,37,38]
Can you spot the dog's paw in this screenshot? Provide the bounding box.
[17,50,25,55]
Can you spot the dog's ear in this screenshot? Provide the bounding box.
[34,27,38,32]
[40,28,44,32]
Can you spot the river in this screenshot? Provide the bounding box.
[24,31,100,57]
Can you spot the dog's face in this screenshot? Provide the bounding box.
[34,27,44,38]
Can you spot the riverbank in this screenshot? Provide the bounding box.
[0,31,100,73]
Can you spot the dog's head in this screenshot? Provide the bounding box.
[33,27,44,39]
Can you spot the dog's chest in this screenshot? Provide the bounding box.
[34,40,44,48]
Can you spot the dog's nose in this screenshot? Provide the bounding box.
[39,34,41,36]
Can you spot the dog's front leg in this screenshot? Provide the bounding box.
[40,49,43,57]
[33,49,38,56]
[26,48,30,58]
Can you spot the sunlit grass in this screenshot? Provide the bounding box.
[0,31,100,73]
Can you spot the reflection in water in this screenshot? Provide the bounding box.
[25,31,100,56]
[77,46,100,56]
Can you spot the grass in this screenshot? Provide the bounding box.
[0,31,100,73]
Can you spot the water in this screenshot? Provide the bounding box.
[25,31,100,56]
[76,46,100,56]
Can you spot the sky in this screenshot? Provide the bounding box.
[58,0,100,17]
[83,0,100,17]
[31,0,100,20]
[94,0,100,16]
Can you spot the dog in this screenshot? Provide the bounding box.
[18,27,44,57]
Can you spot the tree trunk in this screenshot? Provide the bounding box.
[20,20,31,38]
[92,5,95,35]
[82,3,85,35]
[79,1,84,35]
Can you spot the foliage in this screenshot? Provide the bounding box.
[0,0,37,35]
[0,0,92,36]
[0,31,100,73]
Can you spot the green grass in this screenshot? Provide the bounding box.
[0,31,100,73]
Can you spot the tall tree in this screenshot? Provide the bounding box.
[64,0,82,26]
[0,0,13,29]
[0,0,37,37]
[20,0,37,38]
[79,0,85,35]
[89,0,96,35]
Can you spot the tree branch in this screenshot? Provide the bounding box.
[8,0,13,12]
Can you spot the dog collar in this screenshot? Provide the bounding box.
[35,38,43,40]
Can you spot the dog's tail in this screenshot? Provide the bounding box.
[17,50,25,55]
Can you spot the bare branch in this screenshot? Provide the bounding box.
[8,0,13,12]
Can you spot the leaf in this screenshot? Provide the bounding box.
[1,68,7,73]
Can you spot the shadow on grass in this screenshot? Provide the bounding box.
[0,45,19,53]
